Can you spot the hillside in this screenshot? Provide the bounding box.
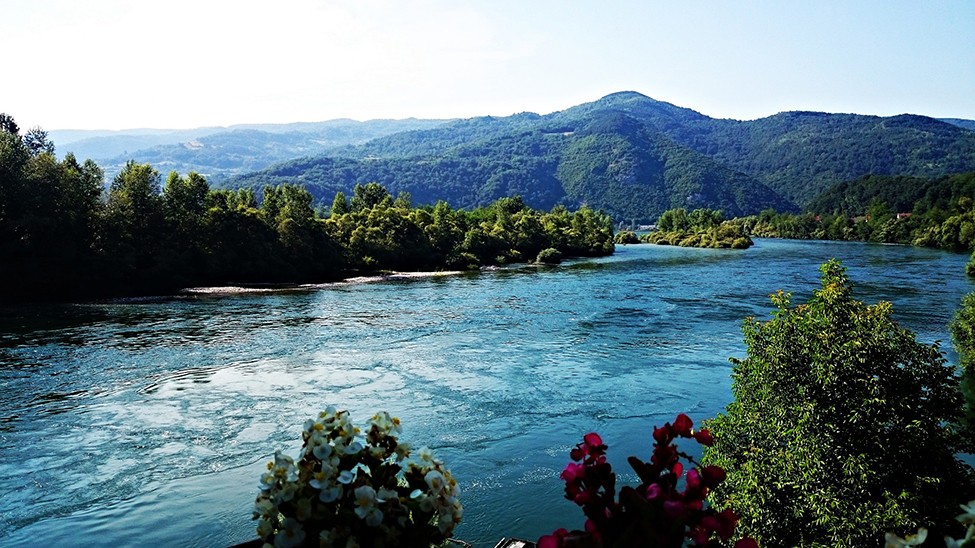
[51,118,450,182]
[232,108,794,222]
[805,172,975,216]
[226,92,975,220]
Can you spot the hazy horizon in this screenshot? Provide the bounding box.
[5,1,974,131]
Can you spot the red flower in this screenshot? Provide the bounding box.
[673,413,693,437]
[653,423,673,443]
[701,465,727,488]
[693,428,714,446]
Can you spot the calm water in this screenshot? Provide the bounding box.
[1,239,972,547]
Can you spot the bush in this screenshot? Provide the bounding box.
[536,247,563,264]
[704,260,974,546]
[614,231,640,244]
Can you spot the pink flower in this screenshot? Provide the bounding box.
[584,432,603,447]
[686,468,701,492]
[560,462,585,483]
[538,528,568,548]
[663,499,687,519]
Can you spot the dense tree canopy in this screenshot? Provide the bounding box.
[641,207,752,249]
[0,114,615,302]
[703,261,974,546]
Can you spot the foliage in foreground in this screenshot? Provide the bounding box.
[253,407,461,547]
[704,260,975,547]
[540,414,756,548]
[950,293,975,449]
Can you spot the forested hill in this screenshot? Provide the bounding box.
[225,92,975,220]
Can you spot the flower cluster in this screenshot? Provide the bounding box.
[540,414,756,548]
[948,499,975,547]
[253,407,462,547]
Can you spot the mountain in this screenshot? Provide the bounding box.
[50,119,451,182]
[227,92,975,220]
[540,93,975,206]
[231,103,795,222]
[941,118,975,132]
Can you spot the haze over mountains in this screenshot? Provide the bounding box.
[53,92,975,222]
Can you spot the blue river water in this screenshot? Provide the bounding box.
[0,239,972,547]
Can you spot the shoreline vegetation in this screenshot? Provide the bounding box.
[614,207,753,249]
[0,119,615,303]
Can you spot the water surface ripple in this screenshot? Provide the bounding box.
[0,240,971,546]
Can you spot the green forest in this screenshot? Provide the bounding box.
[0,116,614,302]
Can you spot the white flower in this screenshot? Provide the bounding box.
[959,499,975,525]
[416,447,435,465]
[318,485,342,503]
[275,481,299,504]
[945,523,975,548]
[271,450,298,482]
[424,470,445,494]
[312,441,333,460]
[274,518,306,548]
[253,497,275,519]
[377,487,399,503]
[337,469,355,484]
[885,528,927,548]
[256,517,274,539]
[370,412,403,435]
[353,485,383,526]
[394,442,411,461]
[345,440,363,455]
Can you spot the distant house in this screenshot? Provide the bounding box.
[897,212,912,220]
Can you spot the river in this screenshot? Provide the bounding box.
[0,239,972,546]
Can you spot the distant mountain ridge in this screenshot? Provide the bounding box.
[225,92,975,221]
[50,118,452,182]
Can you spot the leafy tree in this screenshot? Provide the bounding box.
[23,127,55,156]
[350,182,391,212]
[100,161,166,282]
[330,191,350,217]
[704,260,974,547]
[0,113,19,135]
[949,293,975,450]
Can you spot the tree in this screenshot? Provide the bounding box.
[23,127,55,156]
[100,161,166,282]
[0,113,19,135]
[350,182,391,212]
[704,260,974,547]
[949,293,975,450]
[330,191,350,217]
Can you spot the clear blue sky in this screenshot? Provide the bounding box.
[4,0,974,130]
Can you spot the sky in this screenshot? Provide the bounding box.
[3,0,974,130]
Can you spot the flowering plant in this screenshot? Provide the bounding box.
[252,406,462,547]
[540,414,756,548]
